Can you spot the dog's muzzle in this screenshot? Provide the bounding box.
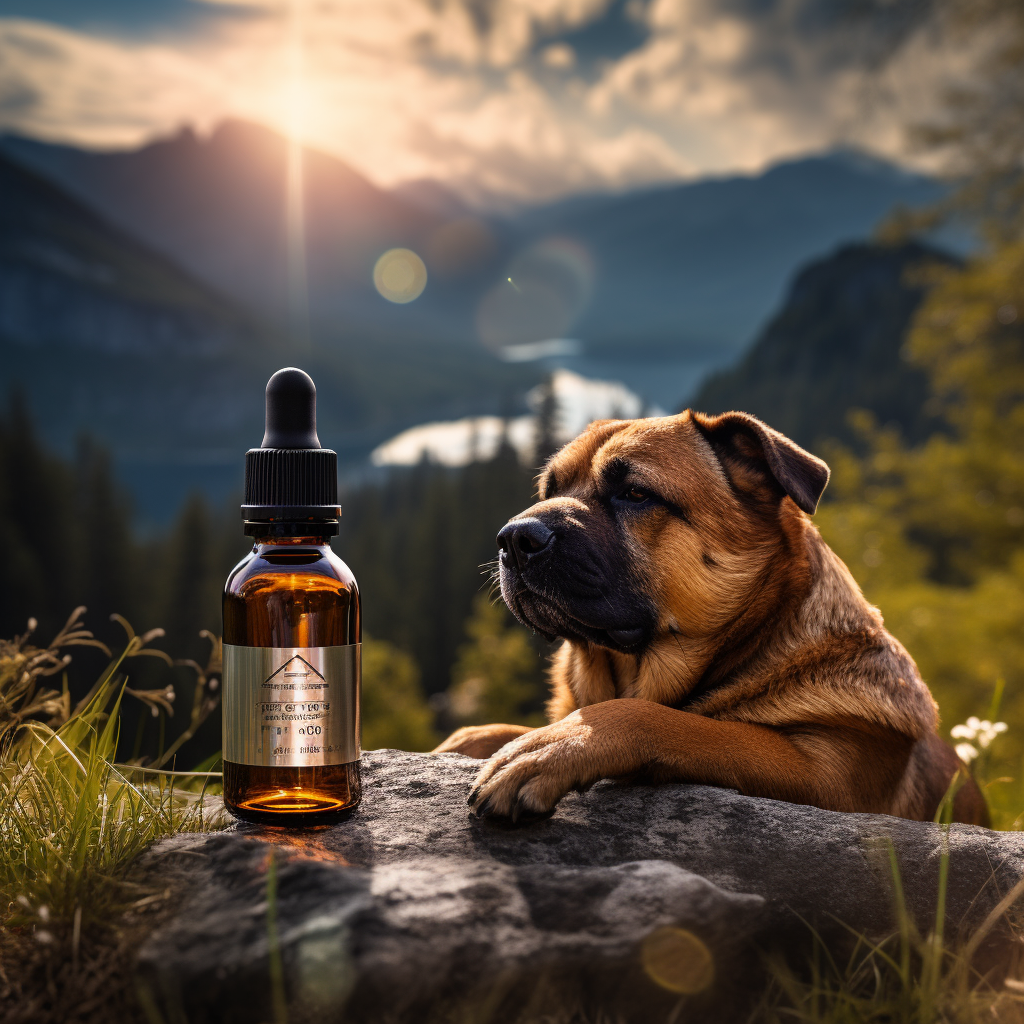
[495,514,653,652]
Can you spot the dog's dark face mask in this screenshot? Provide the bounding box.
[496,460,658,654]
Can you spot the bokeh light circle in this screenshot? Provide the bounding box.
[476,236,593,351]
[373,248,427,304]
[641,926,715,994]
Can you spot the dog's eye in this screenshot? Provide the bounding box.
[618,486,652,504]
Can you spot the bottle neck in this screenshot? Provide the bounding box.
[249,526,333,548]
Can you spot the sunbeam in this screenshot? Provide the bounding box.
[284,0,309,350]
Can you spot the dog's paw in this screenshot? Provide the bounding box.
[466,712,605,822]
[432,724,533,759]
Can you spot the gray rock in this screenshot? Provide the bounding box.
[136,750,1024,1023]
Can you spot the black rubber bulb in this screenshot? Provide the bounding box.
[261,367,321,449]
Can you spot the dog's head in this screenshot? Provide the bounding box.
[497,411,829,657]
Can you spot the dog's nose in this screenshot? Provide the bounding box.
[497,518,554,569]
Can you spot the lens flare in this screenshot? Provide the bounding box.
[641,926,715,994]
[374,248,428,304]
[476,237,593,351]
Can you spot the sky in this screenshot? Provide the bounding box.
[0,0,978,205]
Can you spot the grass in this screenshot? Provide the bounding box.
[754,874,1024,1024]
[4,615,1024,1024]
[0,609,226,1024]
[750,808,1024,1024]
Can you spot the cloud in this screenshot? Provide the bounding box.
[0,19,230,145]
[0,0,989,204]
[541,42,575,68]
[585,0,971,173]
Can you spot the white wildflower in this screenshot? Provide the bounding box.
[955,742,979,764]
[950,717,1008,750]
[977,720,1007,748]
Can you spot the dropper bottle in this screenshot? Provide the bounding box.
[222,367,361,825]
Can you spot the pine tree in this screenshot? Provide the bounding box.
[447,593,547,727]
[532,372,560,467]
[361,636,437,751]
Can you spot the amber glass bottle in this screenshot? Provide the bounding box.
[222,368,361,826]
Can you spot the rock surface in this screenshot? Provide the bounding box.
[137,750,1024,1023]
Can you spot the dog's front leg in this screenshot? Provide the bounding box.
[467,698,827,821]
[433,724,535,759]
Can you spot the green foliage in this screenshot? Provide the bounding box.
[361,635,438,752]
[156,495,243,666]
[447,593,547,728]
[0,617,223,934]
[815,239,1024,827]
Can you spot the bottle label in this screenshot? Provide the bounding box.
[222,644,360,767]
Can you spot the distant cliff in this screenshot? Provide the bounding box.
[691,242,957,450]
[0,152,260,357]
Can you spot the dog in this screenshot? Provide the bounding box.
[434,410,988,827]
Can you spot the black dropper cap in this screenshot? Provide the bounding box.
[241,367,341,534]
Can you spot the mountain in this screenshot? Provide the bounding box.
[0,149,281,515]
[0,148,257,357]
[1,126,945,378]
[691,241,957,450]
[0,124,959,521]
[0,121,492,340]
[522,153,946,362]
[0,151,538,524]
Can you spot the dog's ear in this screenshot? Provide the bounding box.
[692,411,830,514]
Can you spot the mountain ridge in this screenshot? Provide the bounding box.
[692,240,957,450]
[0,145,541,522]
[1,123,946,363]
[0,149,266,357]
[0,123,956,520]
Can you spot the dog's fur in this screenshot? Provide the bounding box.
[434,410,988,827]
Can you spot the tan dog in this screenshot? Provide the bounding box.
[434,411,988,827]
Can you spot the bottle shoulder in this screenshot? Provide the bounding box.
[225,544,358,597]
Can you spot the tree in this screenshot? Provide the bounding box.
[361,635,437,751]
[814,239,1024,824]
[338,445,536,697]
[910,0,1024,237]
[446,593,547,727]
[73,436,140,644]
[532,373,560,467]
[0,395,75,639]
